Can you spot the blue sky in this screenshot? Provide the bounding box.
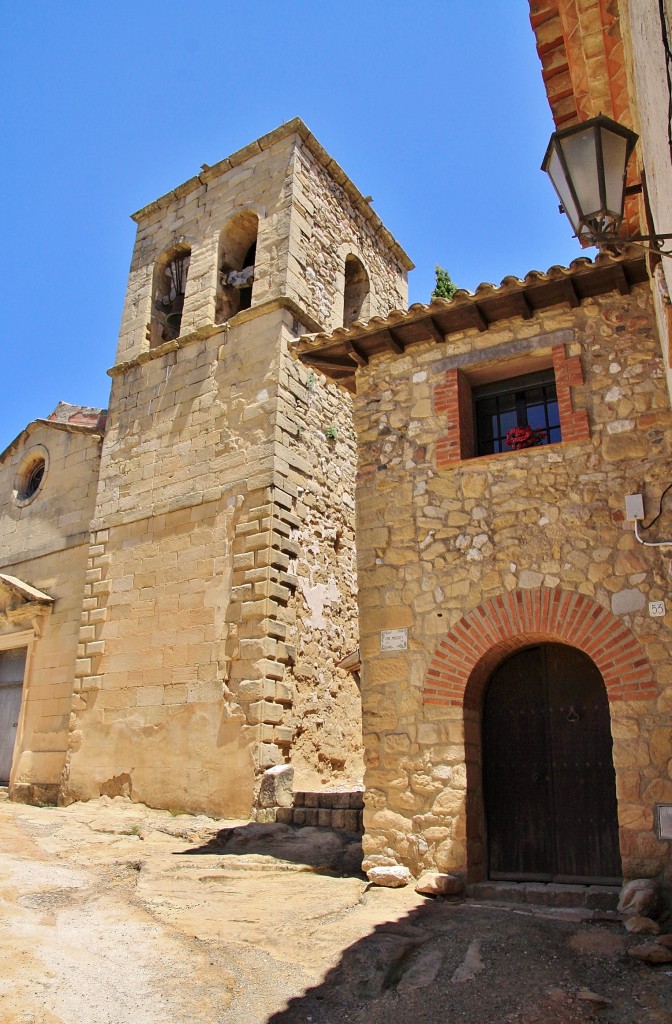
[1,1,589,453]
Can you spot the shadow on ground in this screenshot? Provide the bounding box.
[264,897,672,1024]
[173,821,365,877]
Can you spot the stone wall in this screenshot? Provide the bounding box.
[277,353,362,791]
[0,421,102,800]
[63,305,362,815]
[287,140,409,329]
[351,282,672,885]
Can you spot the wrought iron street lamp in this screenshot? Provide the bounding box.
[542,114,672,253]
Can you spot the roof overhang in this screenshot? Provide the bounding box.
[0,415,105,465]
[529,0,641,237]
[0,574,54,633]
[292,251,648,392]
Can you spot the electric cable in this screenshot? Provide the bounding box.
[639,479,672,530]
[634,519,672,548]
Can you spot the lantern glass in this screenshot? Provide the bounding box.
[542,115,638,244]
[601,127,629,216]
[558,128,600,217]
[546,144,582,235]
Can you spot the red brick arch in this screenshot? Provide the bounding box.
[424,588,656,709]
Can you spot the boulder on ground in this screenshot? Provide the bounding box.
[624,915,661,935]
[577,988,611,1008]
[618,878,662,919]
[367,865,412,888]
[627,942,672,964]
[415,872,463,897]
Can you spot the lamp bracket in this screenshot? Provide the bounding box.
[598,234,672,259]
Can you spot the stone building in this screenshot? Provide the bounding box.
[0,119,412,816]
[0,404,105,803]
[2,2,670,899]
[288,0,672,893]
[295,249,672,888]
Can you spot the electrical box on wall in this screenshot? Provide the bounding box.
[625,494,644,521]
[657,804,672,841]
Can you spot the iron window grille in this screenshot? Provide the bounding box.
[473,369,561,456]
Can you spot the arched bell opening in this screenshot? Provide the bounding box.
[472,642,621,885]
[216,210,259,323]
[342,254,370,327]
[150,245,191,349]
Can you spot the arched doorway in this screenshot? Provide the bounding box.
[483,643,621,884]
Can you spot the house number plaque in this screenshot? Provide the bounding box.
[380,628,408,651]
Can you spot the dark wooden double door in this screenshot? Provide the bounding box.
[483,644,621,884]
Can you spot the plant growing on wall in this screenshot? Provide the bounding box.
[431,266,458,301]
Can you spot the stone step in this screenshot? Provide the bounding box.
[273,790,364,833]
[293,790,364,810]
[465,881,621,912]
[275,805,363,832]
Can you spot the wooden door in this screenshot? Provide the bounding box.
[0,647,27,784]
[483,644,621,884]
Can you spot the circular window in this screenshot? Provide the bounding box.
[23,460,45,498]
[15,448,48,505]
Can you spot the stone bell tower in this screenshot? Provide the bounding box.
[62,119,412,817]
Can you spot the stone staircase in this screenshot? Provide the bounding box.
[275,790,364,833]
[466,880,621,912]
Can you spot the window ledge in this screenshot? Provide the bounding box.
[442,438,590,472]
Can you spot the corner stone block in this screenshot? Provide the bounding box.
[258,742,282,769]
[239,637,278,660]
[274,680,294,704]
[256,658,286,681]
[231,679,276,702]
[258,763,294,808]
[248,700,285,725]
[273,725,293,745]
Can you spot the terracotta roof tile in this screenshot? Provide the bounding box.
[292,249,648,391]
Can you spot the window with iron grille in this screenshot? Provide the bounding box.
[473,369,561,456]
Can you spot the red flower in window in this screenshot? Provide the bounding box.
[505,425,547,450]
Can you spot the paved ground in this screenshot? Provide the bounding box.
[0,795,670,1024]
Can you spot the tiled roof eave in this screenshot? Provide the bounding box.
[0,417,104,465]
[292,250,648,391]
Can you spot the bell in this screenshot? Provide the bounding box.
[165,311,182,331]
[164,294,184,331]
